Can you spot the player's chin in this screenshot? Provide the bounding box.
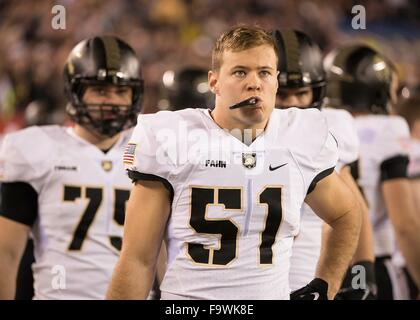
[240,106,266,121]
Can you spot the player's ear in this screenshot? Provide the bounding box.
[208,70,219,95]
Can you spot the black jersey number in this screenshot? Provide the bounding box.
[187,186,282,266]
[64,186,129,251]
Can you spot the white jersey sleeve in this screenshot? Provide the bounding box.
[0,126,52,192]
[377,116,410,182]
[322,108,359,171]
[380,116,410,162]
[288,108,339,195]
[124,112,178,194]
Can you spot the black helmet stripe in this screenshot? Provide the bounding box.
[274,31,286,72]
[101,36,121,71]
[90,36,107,71]
[280,30,301,74]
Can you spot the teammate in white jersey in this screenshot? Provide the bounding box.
[273,30,376,300]
[395,95,420,299]
[107,25,361,300]
[326,44,420,299]
[0,36,144,299]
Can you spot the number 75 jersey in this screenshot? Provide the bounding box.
[126,108,338,300]
[0,125,132,299]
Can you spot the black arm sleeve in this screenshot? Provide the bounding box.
[0,182,38,226]
[127,170,174,202]
[307,167,335,195]
[380,155,409,182]
[348,159,359,180]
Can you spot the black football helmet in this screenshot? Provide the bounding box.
[162,67,213,111]
[324,44,396,114]
[273,29,326,109]
[64,36,144,136]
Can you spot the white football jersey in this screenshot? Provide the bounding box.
[392,137,420,268]
[355,115,410,257]
[289,107,359,290]
[126,107,338,300]
[0,125,133,299]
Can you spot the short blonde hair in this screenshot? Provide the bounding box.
[212,25,278,71]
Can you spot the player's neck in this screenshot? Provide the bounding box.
[210,108,267,144]
[74,125,120,151]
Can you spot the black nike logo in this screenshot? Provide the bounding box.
[269,163,288,171]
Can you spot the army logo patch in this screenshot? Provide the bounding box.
[102,160,113,172]
[242,153,257,169]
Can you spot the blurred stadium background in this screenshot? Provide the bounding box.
[0,0,419,133]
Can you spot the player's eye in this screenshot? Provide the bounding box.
[259,70,271,77]
[277,91,288,99]
[116,87,130,95]
[92,87,106,95]
[233,70,246,77]
[296,91,309,97]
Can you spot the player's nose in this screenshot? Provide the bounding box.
[246,72,261,91]
[102,92,122,105]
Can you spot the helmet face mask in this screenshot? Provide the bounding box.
[67,86,137,137]
[64,36,144,137]
[273,30,326,109]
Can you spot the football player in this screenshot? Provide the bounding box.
[273,29,376,300]
[394,95,420,299]
[325,44,420,299]
[107,25,361,300]
[0,36,144,299]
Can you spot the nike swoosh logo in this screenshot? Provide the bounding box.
[269,163,288,171]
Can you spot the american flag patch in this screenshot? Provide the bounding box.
[123,143,137,165]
